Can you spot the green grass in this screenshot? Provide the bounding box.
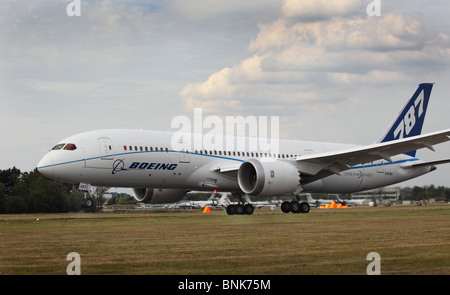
[1,204,450,275]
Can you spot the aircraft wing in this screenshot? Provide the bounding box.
[294,129,450,176]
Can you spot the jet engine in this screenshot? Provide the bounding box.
[237,158,301,198]
[132,188,187,204]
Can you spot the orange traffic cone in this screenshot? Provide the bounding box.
[202,206,211,213]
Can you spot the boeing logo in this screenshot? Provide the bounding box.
[112,159,127,175]
[129,162,177,170]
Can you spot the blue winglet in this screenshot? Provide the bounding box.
[378,83,434,157]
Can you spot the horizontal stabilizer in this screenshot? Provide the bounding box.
[401,158,450,169]
[295,129,450,176]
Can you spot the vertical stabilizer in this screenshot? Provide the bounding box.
[377,83,433,157]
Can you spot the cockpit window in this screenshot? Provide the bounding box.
[63,143,77,150]
[52,143,66,150]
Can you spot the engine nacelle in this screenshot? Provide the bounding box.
[237,158,301,198]
[133,188,187,204]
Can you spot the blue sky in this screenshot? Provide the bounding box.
[1,0,449,187]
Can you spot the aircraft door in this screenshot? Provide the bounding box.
[85,137,115,169]
[99,137,114,160]
[178,141,190,163]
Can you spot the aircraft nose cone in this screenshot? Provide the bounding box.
[37,153,54,179]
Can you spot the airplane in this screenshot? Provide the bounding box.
[37,83,450,215]
[335,195,366,207]
[304,194,334,208]
[170,191,223,209]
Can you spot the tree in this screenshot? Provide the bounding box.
[5,196,28,213]
[0,167,21,198]
[92,186,111,212]
[0,183,7,213]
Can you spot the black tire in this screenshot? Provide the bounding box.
[299,202,310,213]
[226,205,236,215]
[281,201,291,213]
[235,204,244,215]
[290,201,301,213]
[244,204,254,215]
[81,197,94,208]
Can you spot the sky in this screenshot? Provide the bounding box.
[1,0,449,187]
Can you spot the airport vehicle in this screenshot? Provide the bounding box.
[37,83,450,215]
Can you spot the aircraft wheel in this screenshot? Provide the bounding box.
[281,201,291,213]
[226,205,235,215]
[81,197,94,209]
[290,201,301,213]
[235,204,244,215]
[244,204,254,215]
[299,202,310,214]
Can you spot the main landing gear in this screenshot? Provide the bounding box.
[281,200,310,214]
[226,193,255,215]
[226,203,254,215]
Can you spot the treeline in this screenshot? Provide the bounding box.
[401,185,450,201]
[0,167,96,213]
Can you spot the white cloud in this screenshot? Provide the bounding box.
[1,0,449,186]
[281,0,362,21]
[180,1,450,121]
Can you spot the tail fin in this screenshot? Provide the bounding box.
[377,83,434,157]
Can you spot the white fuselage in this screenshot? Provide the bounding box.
[37,129,431,195]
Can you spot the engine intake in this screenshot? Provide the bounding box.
[238,159,301,198]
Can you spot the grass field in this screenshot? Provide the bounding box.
[1,204,450,275]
